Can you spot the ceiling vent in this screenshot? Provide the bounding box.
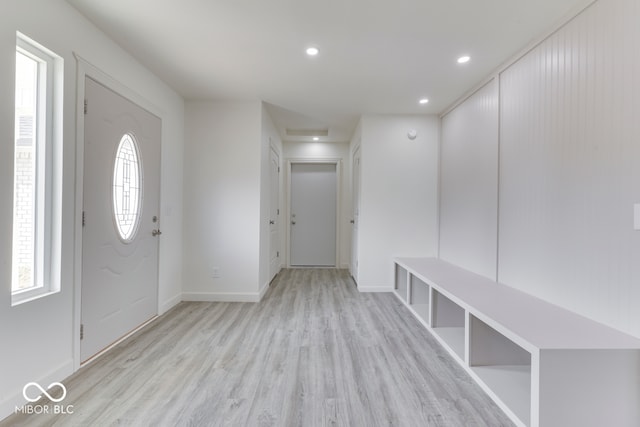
[285,128,329,137]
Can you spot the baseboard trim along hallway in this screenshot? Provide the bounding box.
[182,291,263,303]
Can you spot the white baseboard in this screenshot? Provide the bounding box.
[258,281,270,302]
[358,285,394,293]
[182,292,261,303]
[80,316,158,368]
[159,293,182,315]
[0,359,74,422]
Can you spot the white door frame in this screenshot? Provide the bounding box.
[73,54,163,371]
[285,158,342,268]
[269,142,282,280]
[350,144,361,282]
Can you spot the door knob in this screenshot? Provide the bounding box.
[350,219,355,224]
[152,229,162,236]
[291,221,296,225]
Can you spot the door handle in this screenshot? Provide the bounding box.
[291,221,296,225]
[269,220,275,225]
[350,219,355,224]
[152,229,162,237]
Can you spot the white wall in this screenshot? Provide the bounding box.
[441,0,640,338]
[183,101,263,301]
[283,141,352,269]
[440,79,499,279]
[0,0,184,419]
[356,115,440,291]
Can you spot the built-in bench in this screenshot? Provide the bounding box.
[393,257,640,427]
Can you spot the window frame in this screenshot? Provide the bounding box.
[11,33,63,306]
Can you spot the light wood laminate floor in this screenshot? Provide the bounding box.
[2,269,513,426]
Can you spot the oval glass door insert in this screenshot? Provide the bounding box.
[112,133,142,242]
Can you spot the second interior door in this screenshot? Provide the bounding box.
[290,163,337,267]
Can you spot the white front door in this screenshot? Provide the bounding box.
[81,77,161,362]
[350,148,361,282]
[290,163,337,267]
[269,147,281,280]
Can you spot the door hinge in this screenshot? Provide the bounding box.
[277,209,279,215]
[82,211,86,227]
[84,99,88,115]
[277,251,280,258]
[278,167,280,173]
[80,324,84,340]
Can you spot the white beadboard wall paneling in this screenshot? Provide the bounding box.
[498,0,640,338]
[440,79,499,280]
[440,0,598,118]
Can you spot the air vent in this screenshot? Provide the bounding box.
[285,128,329,137]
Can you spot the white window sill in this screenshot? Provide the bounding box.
[12,288,60,307]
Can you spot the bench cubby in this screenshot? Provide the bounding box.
[393,257,640,427]
[469,314,531,424]
[408,274,430,325]
[431,289,465,361]
[394,263,408,303]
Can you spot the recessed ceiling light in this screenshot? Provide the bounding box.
[419,98,429,105]
[306,47,319,56]
[457,55,471,64]
[313,137,319,141]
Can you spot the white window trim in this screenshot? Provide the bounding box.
[12,32,63,306]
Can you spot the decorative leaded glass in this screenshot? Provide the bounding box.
[113,134,142,242]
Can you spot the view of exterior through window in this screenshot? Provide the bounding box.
[12,33,62,304]
[13,49,39,292]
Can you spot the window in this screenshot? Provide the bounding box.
[113,134,143,242]
[12,33,63,305]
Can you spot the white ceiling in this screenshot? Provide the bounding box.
[66,0,592,143]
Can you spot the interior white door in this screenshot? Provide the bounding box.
[81,77,161,362]
[290,163,337,267]
[269,147,280,280]
[350,148,361,282]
